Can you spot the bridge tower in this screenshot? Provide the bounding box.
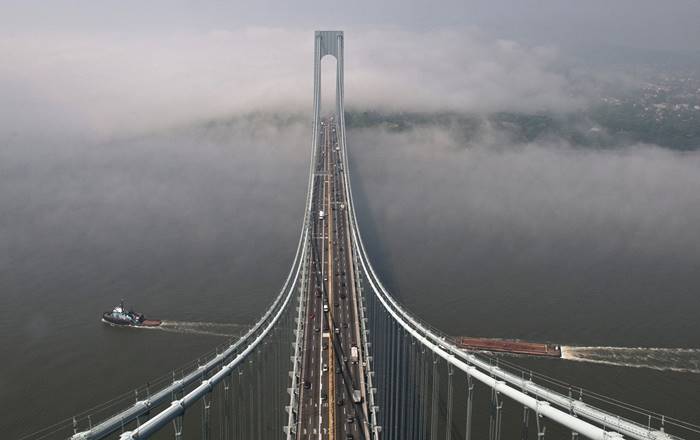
[313,31,344,144]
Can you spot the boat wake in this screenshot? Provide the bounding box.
[154,321,247,338]
[561,346,700,374]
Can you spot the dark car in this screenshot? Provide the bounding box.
[304,381,311,390]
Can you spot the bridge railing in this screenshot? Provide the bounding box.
[351,257,696,440]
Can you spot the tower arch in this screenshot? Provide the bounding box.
[313,31,344,126]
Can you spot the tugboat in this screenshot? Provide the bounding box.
[102,300,162,327]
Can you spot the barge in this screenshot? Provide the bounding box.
[458,337,561,358]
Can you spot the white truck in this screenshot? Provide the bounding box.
[350,345,359,363]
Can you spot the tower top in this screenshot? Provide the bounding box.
[315,30,343,59]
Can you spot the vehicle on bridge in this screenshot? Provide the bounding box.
[350,345,359,363]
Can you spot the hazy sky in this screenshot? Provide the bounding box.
[2,0,700,51]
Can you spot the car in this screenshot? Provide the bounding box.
[322,342,328,350]
[334,302,339,308]
[322,363,328,372]
[342,322,348,329]
[346,435,353,440]
[337,398,344,406]
[314,327,320,333]
[334,327,340,335]
[340,293,347,299]
[321,392,327,401]
[304,381,311,390]
[346,416,354,424]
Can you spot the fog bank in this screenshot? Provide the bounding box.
[1,27,593,140]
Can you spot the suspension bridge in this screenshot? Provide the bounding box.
[23,30,699,440]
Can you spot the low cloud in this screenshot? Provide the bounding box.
[346,123,700,341]
[0,27,590,139]
[350,124,700,258]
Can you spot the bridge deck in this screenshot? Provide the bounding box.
[297,117,369,440]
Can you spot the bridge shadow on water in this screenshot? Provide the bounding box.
[344,141,400,299]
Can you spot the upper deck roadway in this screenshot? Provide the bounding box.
[297,116,370,440]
